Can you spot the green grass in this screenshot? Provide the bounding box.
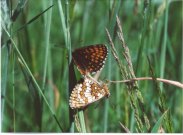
[1,0,182,133]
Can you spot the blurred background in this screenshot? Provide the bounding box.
[1,0,182,132]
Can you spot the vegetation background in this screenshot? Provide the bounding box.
[1,0,182,133]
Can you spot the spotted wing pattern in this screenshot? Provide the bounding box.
[72,44,108,75]
[69,77,110,109]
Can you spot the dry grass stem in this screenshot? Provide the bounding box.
[109,77,183,89]
[105,28,127,79]
[116,16,136,78]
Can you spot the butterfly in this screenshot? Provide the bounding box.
[72,44,108,75]
[69,77,110,109]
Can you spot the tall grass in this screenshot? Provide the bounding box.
[1,0,182,133]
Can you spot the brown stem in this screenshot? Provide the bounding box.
[109,77,183,89]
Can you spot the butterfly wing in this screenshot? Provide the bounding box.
[72,44,108,75]
[69,78,110,109]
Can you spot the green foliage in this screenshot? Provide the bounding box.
[1,0,182,133]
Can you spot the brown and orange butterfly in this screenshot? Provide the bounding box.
[69,77,110,109]
[72,44,108,75]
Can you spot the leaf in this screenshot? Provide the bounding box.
[151,110,168,133]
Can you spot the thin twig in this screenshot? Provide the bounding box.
[109,77,183,89]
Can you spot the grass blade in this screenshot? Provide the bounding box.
[151,110,168,133]
[11,48,16,132]
[1,41,11,130]
[160,0,169,89]
[15,5,54,33]
[2,25,63,132]
[78,110,86,133]
[58,0,80,132]
[18,58,42,131]
[41,0,53,131]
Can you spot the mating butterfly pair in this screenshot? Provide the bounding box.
[69,44,109,109]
